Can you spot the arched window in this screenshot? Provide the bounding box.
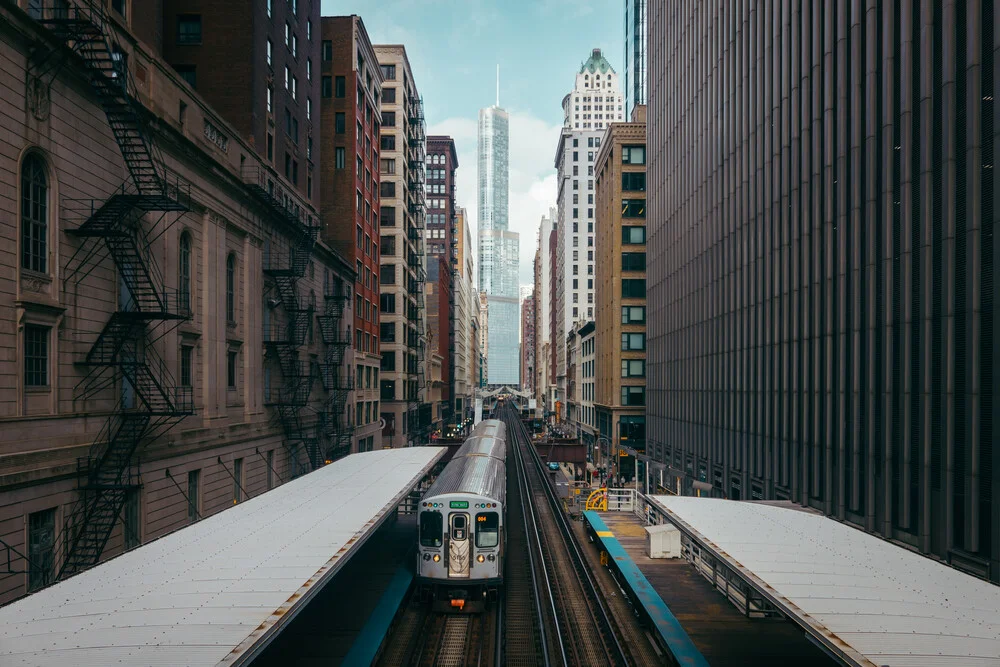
[226,253,236,322]
[179,232,192,313]
[21,154,48,274]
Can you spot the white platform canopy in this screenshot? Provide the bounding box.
[0,447,445,667]
[649,496,1000,667]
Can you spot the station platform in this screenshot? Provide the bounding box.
[584,510,836,667]
[0,447,444,667]
[648,495,1000,667]
[252,514,416,666]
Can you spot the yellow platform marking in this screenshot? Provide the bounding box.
[596,530,614,537]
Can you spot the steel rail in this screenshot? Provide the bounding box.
[510,404,561,665]
[504,404,630,667]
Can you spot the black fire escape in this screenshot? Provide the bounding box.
[30,3,193,578]
[251,166,321,472]
[316,280,353,461]
[407,95,431,442]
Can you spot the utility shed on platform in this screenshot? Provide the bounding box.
[649,496,1000,667]
[0,448,445,667]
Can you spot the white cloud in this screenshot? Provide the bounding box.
[429,109,561,288]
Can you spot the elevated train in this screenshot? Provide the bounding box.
[417,419,507,612]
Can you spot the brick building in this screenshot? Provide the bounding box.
[594,106,647,482]
[520,292,535,396]
[162,0,319,206]
[0,0,353,603]
[319,15,383,452]
[425,136,458,425]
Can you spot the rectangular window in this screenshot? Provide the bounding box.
[381,134,396,151]
[380,158,396,174]
[621,306,645,324]
[176,14,202,44]
[380,264,396,284]
[180,346,193,387]
[621,252,646,271]
[187,470,200,521]
[334,75,346,98]
[382,111,396,127]
[335,112,345,134]
[380,322,396,342]
[266,450,274,490]
[622,171,646,191]
[23,324,49,387]
[233,458,243,504]
[621,199,646,218]
[380,293,396,313]
[175,65,196,88]
[380,64,396,80]
[621,359,646,377]
[27,508,55,592]
[266,132,273,162]
[380,205,396,225]
[382,87,396,103]
[321,75,332,98]
[622,145,646,164]
[124,488,140,550]
[227,349,238,389]
[621,279,646,298]
[621,385,646,406]
[266,38,272,66]
[380,233,396,255]
[621,332,646,351]
[335,146,345,168]
[622,226,646,244]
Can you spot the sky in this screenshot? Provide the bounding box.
[321,0,625,287]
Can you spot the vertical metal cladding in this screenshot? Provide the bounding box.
[647,0,999,582]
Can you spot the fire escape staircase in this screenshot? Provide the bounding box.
[31,3,192,579]
[260,191,320,472]
[316,287,352,461]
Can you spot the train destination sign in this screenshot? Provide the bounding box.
[450,501,469,509]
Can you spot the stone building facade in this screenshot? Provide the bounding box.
[374,45,429,447]
[0,1,353,603]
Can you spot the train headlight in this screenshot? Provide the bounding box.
[477,555,485,563]
[432,554,441,562]
[487,554,496,562]
[423,553,431,561]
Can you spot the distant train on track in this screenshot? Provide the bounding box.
[417,419,507,612]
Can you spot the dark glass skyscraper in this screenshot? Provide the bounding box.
[647,1,998,584]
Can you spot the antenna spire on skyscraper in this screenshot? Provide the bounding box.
[496,64,500,107]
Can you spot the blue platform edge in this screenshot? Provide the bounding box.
[583,510,710,667]
[341,566,414,667]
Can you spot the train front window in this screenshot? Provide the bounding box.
[475,512,499,548]
[420,511,442,547]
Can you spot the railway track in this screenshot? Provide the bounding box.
[377,601,498,667]
[501,404,631,667]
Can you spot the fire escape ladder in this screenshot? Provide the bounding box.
[29,4,193,581]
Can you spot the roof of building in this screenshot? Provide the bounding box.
[648,496,1000,667]
[0,448,445,667]
[580,48,616,75]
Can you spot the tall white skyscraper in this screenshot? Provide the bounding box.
[554,48,624,403]
[478,103,520,386]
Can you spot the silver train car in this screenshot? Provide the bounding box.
[417,419,506,611]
